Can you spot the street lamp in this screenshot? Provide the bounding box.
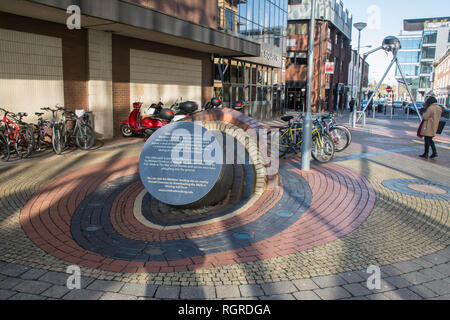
[352,22,367,128]
[350,45,371,105]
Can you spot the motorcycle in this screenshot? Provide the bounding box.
[120,100,174,138]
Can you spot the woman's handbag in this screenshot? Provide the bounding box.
[437,120,446,135]
[417,120,424,138]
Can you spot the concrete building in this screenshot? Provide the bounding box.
[286,0,352,113]
[434,49,450,106]
[396,17,450,101]
[0,0,286,139]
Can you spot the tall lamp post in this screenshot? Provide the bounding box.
[301,0,316,171]
[352,22,367,128]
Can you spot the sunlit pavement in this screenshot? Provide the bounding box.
[0,112,449,300]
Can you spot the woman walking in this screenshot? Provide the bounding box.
[418,96,442,159]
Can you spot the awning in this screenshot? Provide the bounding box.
[0,0,260,57]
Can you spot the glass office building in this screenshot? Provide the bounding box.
[216,0,288,120]
[397,17,450,101]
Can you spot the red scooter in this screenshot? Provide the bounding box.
[120,101,174,138]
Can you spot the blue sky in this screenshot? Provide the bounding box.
[343,0,450,85]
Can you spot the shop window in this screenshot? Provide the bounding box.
[296,22,308,35]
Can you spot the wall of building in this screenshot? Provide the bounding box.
[0,12,88,116]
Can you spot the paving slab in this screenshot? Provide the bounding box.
[313,287,352,300]
[119,283,158,297]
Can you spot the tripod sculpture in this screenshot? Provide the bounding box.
[356,36,422,124]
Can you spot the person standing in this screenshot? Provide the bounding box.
[349,98,355,113]
[419,96,442,159]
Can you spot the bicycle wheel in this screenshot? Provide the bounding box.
[311,133,335,163]
[52,125,64,155]
[0,134,10,162]
[278,128,295,157]
[334,125,352,150]
[75,124,95,150]
[328,126,349,152]
[16,127,34,158]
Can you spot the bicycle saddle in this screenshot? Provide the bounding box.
[35,112,44,117]
[281,115,294,122]
[17,112,27,118]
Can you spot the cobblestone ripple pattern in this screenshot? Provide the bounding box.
[0,150,449,299]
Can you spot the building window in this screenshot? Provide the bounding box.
[225,8,235,32]
[422,46,436,60]
[420,61,433,74]
[288,0,303,4]
[423,30,437,44]
[296,22,308,35]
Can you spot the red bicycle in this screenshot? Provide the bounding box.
[0,108,34,162]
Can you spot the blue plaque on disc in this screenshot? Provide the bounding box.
[139,121,224,207]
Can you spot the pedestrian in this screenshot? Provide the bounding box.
[418,96,442,159]
[349,98,355,113]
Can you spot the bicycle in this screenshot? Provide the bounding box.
[277,115,335,163]
[36,106,66,155]
[0,108,34,161]
[62,109,95,150]
[317,113,352,152]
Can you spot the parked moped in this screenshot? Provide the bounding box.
[120,100,174,138]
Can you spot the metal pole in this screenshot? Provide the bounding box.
[301,0,316,171]
[357,56,396,122]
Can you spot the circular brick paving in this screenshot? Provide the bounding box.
[18,157,374,275]
[382,179,450,201]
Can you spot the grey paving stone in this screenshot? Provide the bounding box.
[0,289,15,300]
[216,285,241,299]
[342,283,372,296]
[380,265,404,277]
[408,285,438,299]
[420,253,448,265]
[384,276,413,289]
[0,277,21,290]
[436,247,450,259]
[311,275,347,289]
[154,286,180,299]
[223,297,259,300]
[428,294,450,300]
[9,293,46,300]
[259,294,295,300]
[13,280,52,295]
[20,269,48,280]
[365,293,390,300]
[400,271,435,285]
[366,279,397,293]
[239,284,264,297]
[80,277,96,289]
[38,271,69,286]
[313,287,352,300]
[337,271,365,284]
[342,296,369,300]
[390,261,422,273]
[291,279,319,291]
[180,286,216,300]
[422,279,450,295]
[100,292,138,300]
[86,280,124,293]
[41,285,72,299]
[0,275,6,282]
[0,263,30,277]
[410,258,435,269]
[119,282,158,297]
[62,289,104,300]
[260,281,298,295]
[430,263,450,277]
[382,288,422,300]
[292,291,321,300]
